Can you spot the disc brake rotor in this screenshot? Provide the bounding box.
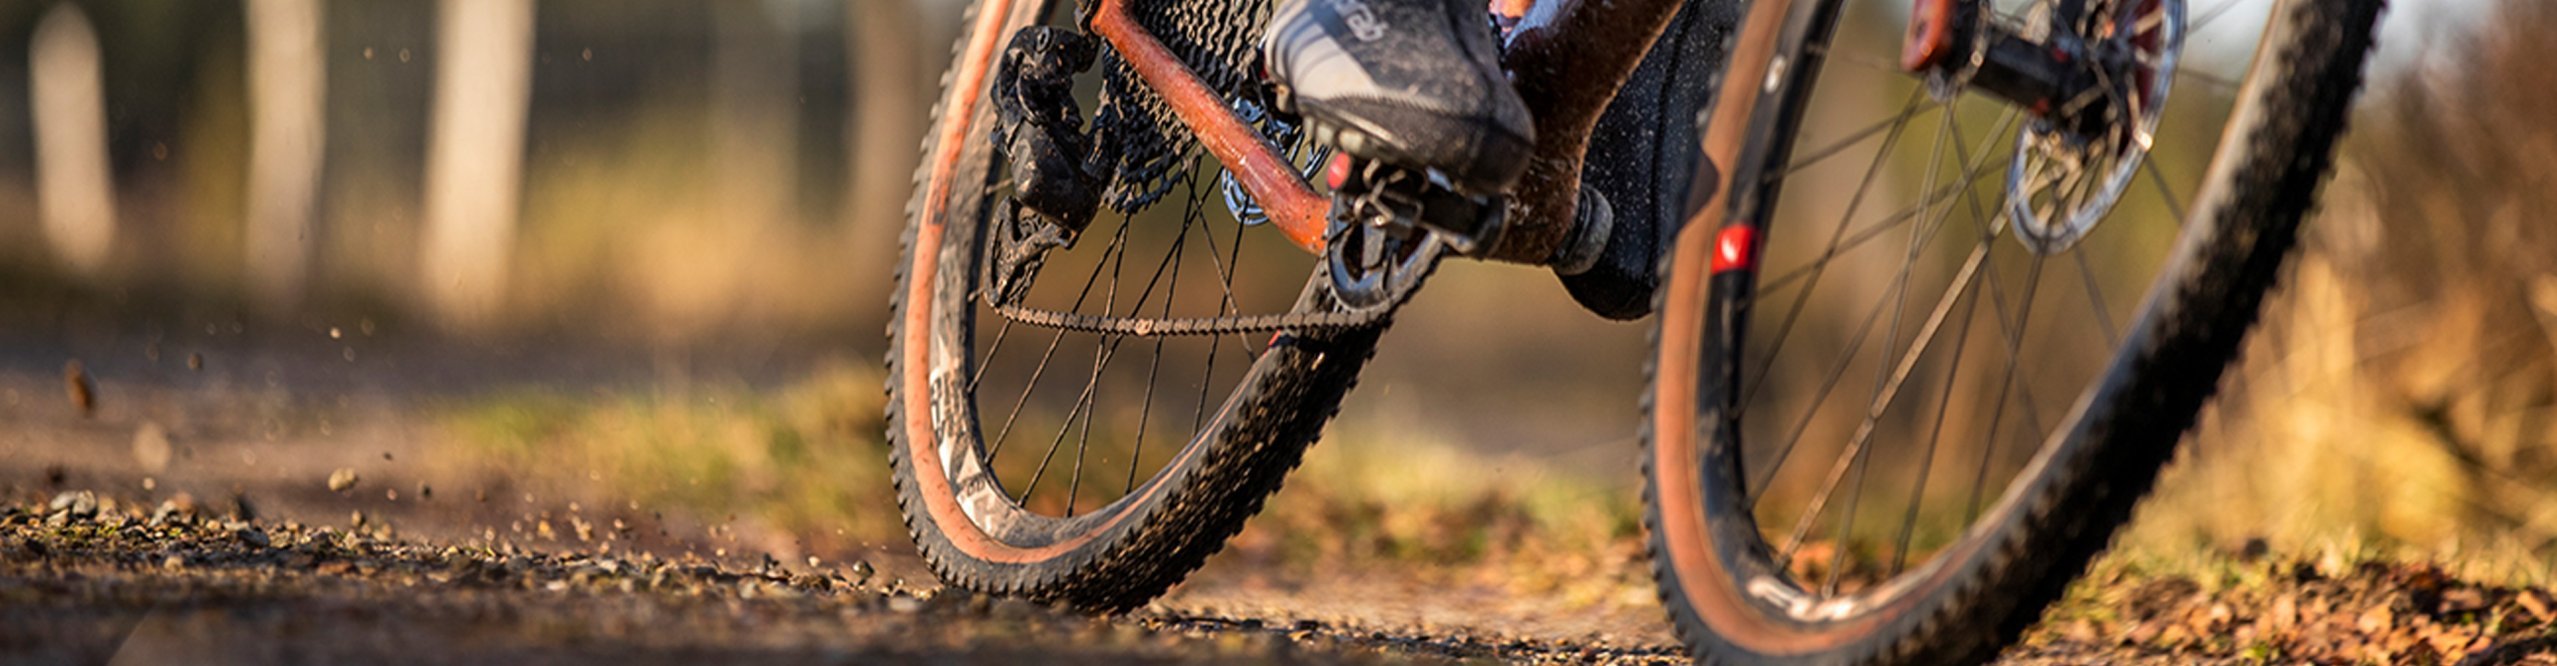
[2005,0,2183,255]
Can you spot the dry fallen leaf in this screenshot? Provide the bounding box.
[2519,589,2554,621]
[2269,593,2300,631]
[2357,605,2393,634]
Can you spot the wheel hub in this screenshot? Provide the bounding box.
[1904,0,2185,255]
[2007,0,2182,254]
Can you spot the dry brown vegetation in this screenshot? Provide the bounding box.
[2029,555,2557,664]
[2129,0,2557,580]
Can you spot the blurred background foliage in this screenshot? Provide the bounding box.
[0,0,2546,581]
[0,0,971,343]
[2132,0,2557,580]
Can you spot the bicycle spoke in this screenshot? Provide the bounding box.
[1749,153,2018,301]
[1793,109,1991,575]
[1021,332,1109,503]
[2073,249,2121,348]
[1813,236,1993,589]
[1804,41,1915,77]
[1023,230,1137,505]
[1751,275,1895,510]
[1774,90,1936,180]
[2144,157,2188,227]
[1890,245,1987,575]
[1752,105,2021,505]
[2144,0,2253,97]
[1067,366,1096,514]
[971,319,1016,393]
[1965,254,2047,520]
[1764,130,1999,513]
[1822,426,1877,596]
[1131,217,1190,495]
[1943,109,2045,445]
[1779,238,1994,560]
[1740,95,1931,413]
[1227,201,1257,358]
[1007,160,1218,509]
[1192,208,1238,431]
[1749,105,2021,413]
[2131,49,2242,96]
[1020,349,1102,503]
[1784,220,1996,562]
[1815,112,1967,561]
[1943,110,2056,470]
[1946,0,2083,526]
[1064,192,1153,516]
[987,221,1131,459]
[1025,221,1192,507]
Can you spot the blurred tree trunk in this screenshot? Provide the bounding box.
[844,0,927,322]
[244,0,328,312]
[421,0,536,329]
[29,5,117,277]
[713,3,802,235]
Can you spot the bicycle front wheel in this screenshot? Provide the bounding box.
[1644,0,2383,662]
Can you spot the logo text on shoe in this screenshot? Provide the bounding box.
[1337,0,1387,42]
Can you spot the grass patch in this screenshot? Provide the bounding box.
[1226,420,1656,605]
[440,360,901,549]
[434,361,1656,598]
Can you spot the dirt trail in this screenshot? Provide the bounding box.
[0,340,1686,663]
[8,340,2557,664]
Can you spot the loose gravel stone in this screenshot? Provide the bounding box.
[328,468,361,493]
[48,490,97,519]
[131,423,173,473]
[230,494,259,521]
[0,493,1630,663]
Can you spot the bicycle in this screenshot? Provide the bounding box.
[885,0,2384,662]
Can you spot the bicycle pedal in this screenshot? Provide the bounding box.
[1325,155,1503,256]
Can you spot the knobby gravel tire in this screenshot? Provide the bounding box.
[886,0,1384,612]
[1641,0,2386,662]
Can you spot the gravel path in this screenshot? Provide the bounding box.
[0,343,1682,664]
[8,341,2557,664]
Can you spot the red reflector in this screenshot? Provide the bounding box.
[1325,154,1353,190]
[1710,225,1757,274]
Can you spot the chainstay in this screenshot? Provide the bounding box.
[988,242,1444,337]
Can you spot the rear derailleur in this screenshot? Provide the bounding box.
[984,27,1101,309]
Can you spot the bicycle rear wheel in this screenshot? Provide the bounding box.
[889,0,1377,610]
[1644,0,2382,661]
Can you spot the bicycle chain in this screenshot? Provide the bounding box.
[976,1,1432,338]
[984,210,1445,337]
